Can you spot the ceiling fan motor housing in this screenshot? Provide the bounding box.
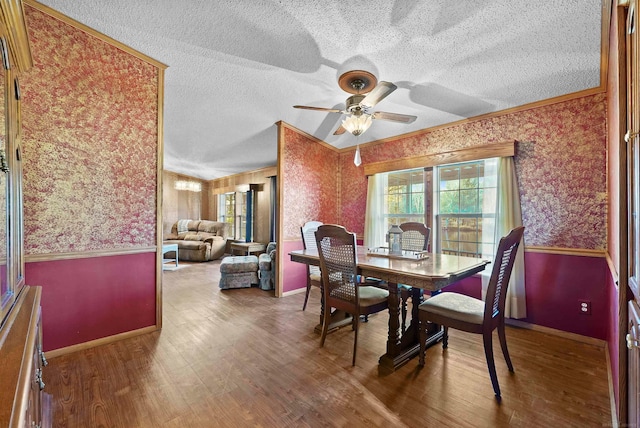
[346,94,367,115]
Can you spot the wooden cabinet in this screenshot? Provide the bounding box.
[629,299,640,428]
[0,287,49,427]
[0,0,48,426]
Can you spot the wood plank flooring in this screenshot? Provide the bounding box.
[43,260,613,427]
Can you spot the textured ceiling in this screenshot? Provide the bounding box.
[34,0,603,180]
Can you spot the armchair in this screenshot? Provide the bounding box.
[258,242,276,290]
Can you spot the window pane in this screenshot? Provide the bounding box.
[459,189,478,213]
[411,193,424,214]
[439,190,459,213]
[439,166,460,191]
[398,194,408,213]
[387,195,399,213]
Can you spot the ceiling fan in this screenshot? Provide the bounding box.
[294,70,417,136]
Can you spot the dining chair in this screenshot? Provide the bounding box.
[398,222,431,332]
[301,220,323,310]
[315,224,389,366]
[400,222,431,253]
[417,226,525,399]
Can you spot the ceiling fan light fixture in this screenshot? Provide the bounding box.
[342,114,372,136]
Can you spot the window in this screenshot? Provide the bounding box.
[237,191,247,240]
[218,192,235,237]
[435,160,497,258]
[217,190,253,241]
[383,169,427,230]
[374,159,498,258]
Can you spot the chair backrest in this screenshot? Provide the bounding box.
[301,221,323,276]
[399,222,431,252]
[484,226,525,325]
[314,224,359,306]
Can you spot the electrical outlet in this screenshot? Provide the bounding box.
[579,300,591,315]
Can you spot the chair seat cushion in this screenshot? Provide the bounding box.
[418,292,485,325]
[309,273,321,283]
[358,286,389,306]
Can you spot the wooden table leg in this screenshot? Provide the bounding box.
[379,284,443,372]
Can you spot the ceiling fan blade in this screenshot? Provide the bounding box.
[333,124,347,135]
[360,81,397,108]
[293,105,343,113]
[372,111,417,123]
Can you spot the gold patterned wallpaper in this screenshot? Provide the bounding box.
[21,7,159,254]
[339,94,607,250]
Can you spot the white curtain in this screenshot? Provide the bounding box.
[364,174,387,250]
[481,156,526,319]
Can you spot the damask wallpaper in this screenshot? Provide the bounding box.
[339,94,607,250]
[21,7,159,254]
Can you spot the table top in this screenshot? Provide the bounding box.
[289,247,490,290]
[231,242,266,250]
[162,243,178,251]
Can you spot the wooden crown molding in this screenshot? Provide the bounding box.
[276,121,339,152]
[363,140,515,176]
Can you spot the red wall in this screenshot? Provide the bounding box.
[279,124,340,294]
[27,254,156,351]
[282,240,306,294]
[522,252,609,339]
[21,6,160,351]
[442,253,610,340]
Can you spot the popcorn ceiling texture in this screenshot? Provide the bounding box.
[339,94,607,250]
[21,7,159,254]
[33,0,603,180]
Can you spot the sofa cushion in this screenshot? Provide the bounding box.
[198,220,226,236]
[184,233,204,241]
[196,232,215,240]
[178,240,208,250]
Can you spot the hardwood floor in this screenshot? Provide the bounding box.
[44,260,613,427]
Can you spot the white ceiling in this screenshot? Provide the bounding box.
[34,0,603,180]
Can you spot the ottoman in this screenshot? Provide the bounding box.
[219,255,259,289]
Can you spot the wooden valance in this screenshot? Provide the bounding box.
[363,140,516,176]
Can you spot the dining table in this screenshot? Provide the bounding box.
[289,247,490,371]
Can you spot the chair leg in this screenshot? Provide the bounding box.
[352,314,359,366]
[483,332,501,398]
[442,326,448,349]
[418,317,426,366]
[302,281,312,311]
[319,304,331,348]
[498,321,514,372]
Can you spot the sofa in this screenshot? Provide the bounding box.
[163,220,227,262]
